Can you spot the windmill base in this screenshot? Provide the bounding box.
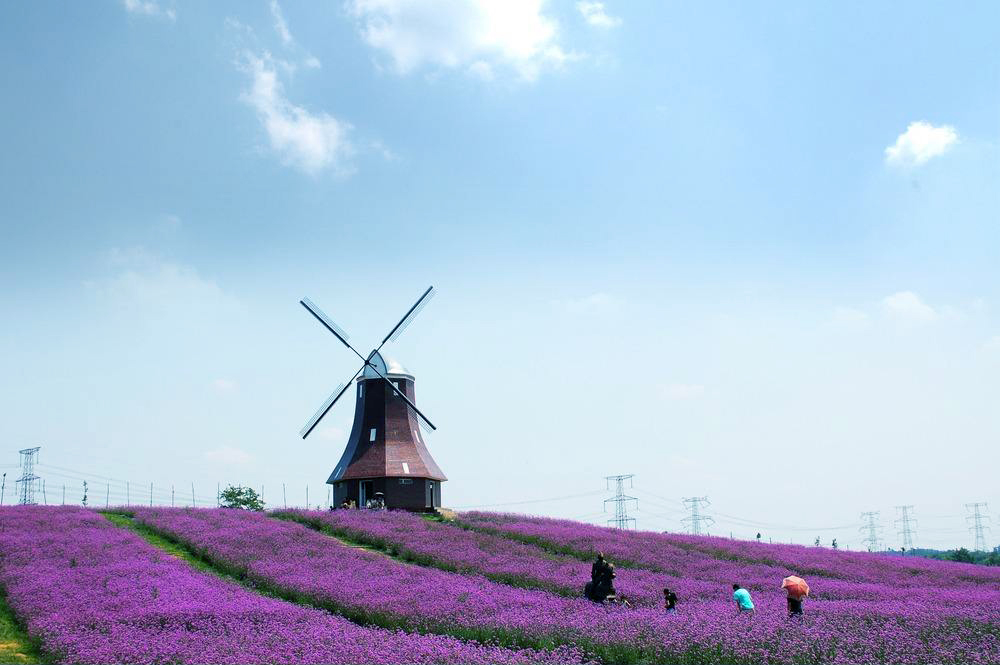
[331,477,441,512]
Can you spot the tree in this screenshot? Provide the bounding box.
[949,548,974,564]
[814,536,821,547]
[831,538,838,549]
[81,481,88,507]
[219,485,264,511]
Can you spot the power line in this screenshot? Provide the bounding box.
[965,502,990,552]
[859,511,884,552]
[451,489,605,510]
[895,505,917,551]
[603,474,637,530]
[682,496,714,535]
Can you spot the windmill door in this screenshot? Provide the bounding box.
[360,480,373,507]
[425,481,434,508]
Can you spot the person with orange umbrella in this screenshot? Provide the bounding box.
[782,575,809,618]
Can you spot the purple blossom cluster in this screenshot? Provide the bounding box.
[276,508,703,607]
[460,512,1000,619]
[0,506,581,664]
[134,507,999,663]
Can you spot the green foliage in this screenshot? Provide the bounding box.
[218,485,264,511]
[831,538,838,549]
[81,481,88,507]
[949,548,975,564]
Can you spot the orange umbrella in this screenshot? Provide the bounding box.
[781,575,810,599]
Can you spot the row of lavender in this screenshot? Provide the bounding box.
[131,507,998,664]
[0,507,580,665]
[275,508,720,606]
[458,512,1000,615]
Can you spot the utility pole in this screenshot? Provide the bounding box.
[127,481,130,506]
[16,447,41,505]
[62,484,65,505]
[191,483,195,507]
[860,511,884,552]
[1,472,6,505]
[283,483,287,509]
[106,483,109,507]
[682,496,715,535]
[171,485,175,507]
[894,505,917,552]
[966,503,990,552]
[603,475,638,530]
[306,485,309,508]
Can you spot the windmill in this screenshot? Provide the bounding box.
[299,286,446,511]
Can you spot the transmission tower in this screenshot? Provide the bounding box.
[859,511,884,552]
[682,496,715,535]
[965,503,990,552]
[894,505,917,551]
[16,447,41,506]
[603,475,637,530]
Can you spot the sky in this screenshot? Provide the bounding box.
[1,1,998,551]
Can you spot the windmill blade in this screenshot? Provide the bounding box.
[374,373,437,431]
[377,286,435,349]
[300,298,352,349]
[300,368,362,439]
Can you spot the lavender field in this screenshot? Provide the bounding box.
[0,506,996,664]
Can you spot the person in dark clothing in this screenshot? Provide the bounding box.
[663,588,678,614]
[787,595,804,618]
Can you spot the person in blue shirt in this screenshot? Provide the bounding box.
[732,584,755,614]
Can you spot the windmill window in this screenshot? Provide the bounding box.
[399,478,413,485]
[369,428,376,441]
[358,384,363,397]
[392,381,400,395]
[402,462,410,474]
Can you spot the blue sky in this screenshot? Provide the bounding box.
[1,1,998,549]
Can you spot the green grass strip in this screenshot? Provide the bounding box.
[0,595,44,665]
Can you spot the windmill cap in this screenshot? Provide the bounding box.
[359,350,414,381]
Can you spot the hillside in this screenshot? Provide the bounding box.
[0,506,996,664]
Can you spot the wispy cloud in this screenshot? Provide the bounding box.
[269,0,294,45]
[239,52,353,175]
[347,0,579,81]
[576,1,621,28]
[882,291,937,322]
[885,121,958,167]
[204,446,252,465]
[212,378,238,393]
[662,383,706,400]
[830,306,871,331]
[122,0,175,21]
[88,247,229,312]
[555,292,618,314]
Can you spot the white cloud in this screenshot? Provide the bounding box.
[204,446,252,465]
[347,0,578,81]
[882,291,937,322]
[122,0,175,21]
[555,292,617,314]
[662,384,706,400]
[830,306,870,332]
[576,1,621,28]
[239,52,353,175]
[212,378,238,393]
[304,55,322,69]
[89,247,228,311]
[269,0,294,45]
[885,121,958,167]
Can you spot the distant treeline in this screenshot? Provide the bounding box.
[886,547,1000,566]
